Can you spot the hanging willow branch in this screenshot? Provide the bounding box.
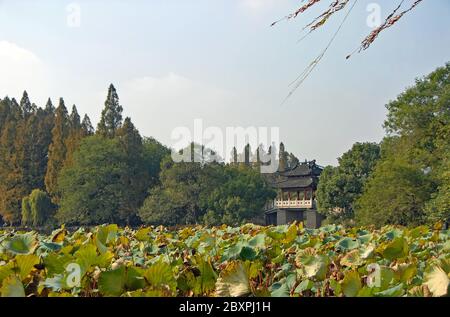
[274,0,424,57]
[347,0,424,58]
[273,0,425,99]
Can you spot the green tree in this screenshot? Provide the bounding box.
[97,84,123,138]
[355,151,433,227]
[81,114,94,136]
[0,98,26,224]
[139,158,275,226]
[356,63,449,226]
[29,189,54,227]
[115,117,148,225]
[21,196,32,226]
[64,105,84,168]
[142,137,170,188]
[45,98,69,203]
[202,165,276,226]
[316,142,381,222]
[57,135,128,225]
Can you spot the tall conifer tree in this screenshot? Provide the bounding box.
[97,84,123,138]
[45,98,69,203]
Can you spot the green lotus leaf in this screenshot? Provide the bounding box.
[424,266,450,297]
[99,266,126,296]
[248,233,266,249]
[340,250,363,268]
[135,227,151,242]
[15,254,39,280]
[302,255,329,281]
[408,226,429,239]
[294,279,314,294]
[215,261,251,297]
[144,260,177,292]
[39,242,63,253]
[240,246,257,261]
[270,281,290,297]
[383,228,403,240]
[194,255,217,295]
[357,234,373,244]
[0,262,15,285]
[3,233,37,255]
[341,271,361,297]
[75,244,113,274]
[356,287,375,297]
[329,279,341,296]
[283,224,298,244]
[360,244,375,259]
[374,283,405,297]
[95,224,118,254]
[43,274,65,292]
[267,226,288,240]
[247,261,263,279]
[320,224,337,233]
[221,242,246,261]
[394,263,417,283]
[125,266,146,291]
[336,237,359,251]
[43,253,75,276]
[380,237,409,261]
[1,276,25,297]
[177,270,197,293]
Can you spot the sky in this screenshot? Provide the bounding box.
[0,0,449,166]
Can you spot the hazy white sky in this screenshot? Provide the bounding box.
[0,0,449,166]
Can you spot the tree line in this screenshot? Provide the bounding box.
[317,63,450,227]
[0,85,276,228]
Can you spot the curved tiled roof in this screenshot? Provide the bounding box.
[273,177,314,189]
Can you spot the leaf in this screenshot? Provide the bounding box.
[3,233,37,255]
[380,237,409,260]
[144,261,177,292]
[374,283,405,297]
[0,276,25,297]
[95,224,118,254]
[240,246,257,261]
[294,279,314,294]
[282,224,298,244]
[15,254,39,280]
[336,237,359,251]
[125,266,146,291]
[75,244,113,274]
[98,266,126,296]
[0,262,15,285]
[194,256,217,294]
[270,282,290,297]
[43,274,65,292]
[394,263,417,283]
[248,234,266,249]
[39,242,63,252]
[51,226,67,243]
[340,250,363,268]
[302,255,329,281]
[424,266,450,297]
[341,271,361,297]
[215,261,251,297]
[135,228,151,242]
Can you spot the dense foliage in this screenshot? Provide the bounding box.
[316,142,381,223]
[0,223,448,297]
[356,63,450,226]
[139,159,275,227]
[0,85,275,228]
[317,64,449,227]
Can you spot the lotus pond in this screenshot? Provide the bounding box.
[0,223,449,297]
